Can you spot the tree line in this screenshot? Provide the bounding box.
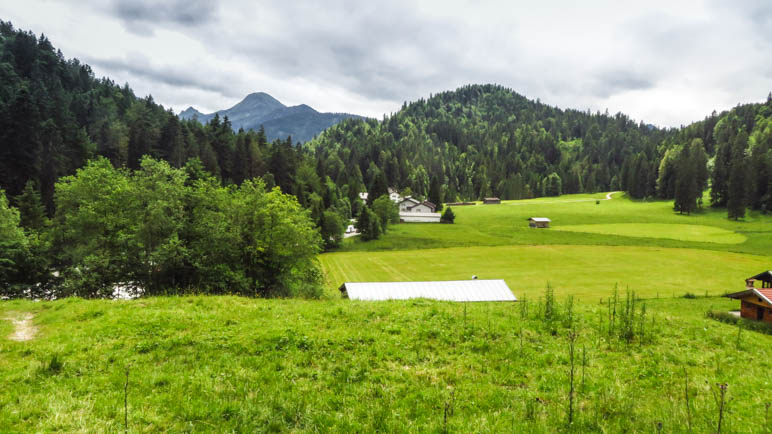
[1,157,323,298]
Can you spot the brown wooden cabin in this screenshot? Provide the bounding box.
[483,197,501,205]
[725,271,772,322]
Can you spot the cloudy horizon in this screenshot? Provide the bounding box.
[2,0,771,127]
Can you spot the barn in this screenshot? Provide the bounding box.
[339,279,517,302]
[529,217,551,228]
[725,271,772,322]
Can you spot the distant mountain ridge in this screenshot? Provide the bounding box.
[179,92,364,143]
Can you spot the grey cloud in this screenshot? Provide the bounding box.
[110,0,218,35]
[86,53,240,98]
[591,71,655,98]
[211,1,473,103]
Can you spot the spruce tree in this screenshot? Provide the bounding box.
[15,180,47,231]
[727,130,749,220]
[674,146,697,214]
[428,176,443,211]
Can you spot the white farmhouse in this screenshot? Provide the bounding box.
[398,197,440,222]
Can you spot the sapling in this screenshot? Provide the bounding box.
[567,330,577,425]
[124,365,130,433]
[684,368,692,433]
[713,382,728,434]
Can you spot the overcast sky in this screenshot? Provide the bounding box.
[3,0,771,127]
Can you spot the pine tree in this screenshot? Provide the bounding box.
[674,146,697,214]
[367,169,388,206]
[727,131,749,220]
[428,176,443,212]
[15,180,47,230]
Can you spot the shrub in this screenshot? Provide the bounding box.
[706,311,772,335]
[441,207,455,224]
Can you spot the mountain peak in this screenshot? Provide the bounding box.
[179,106,204,120]
[179,92,364,143]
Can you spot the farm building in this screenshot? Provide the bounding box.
[726,271,772,322]
[398,196,440,222]
[529,217,551,228]
[398,197,436,213]
[339,279,517,302]
[388,188,402,203]
[483,197,501,204]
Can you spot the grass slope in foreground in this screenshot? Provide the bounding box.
[1,296,771,432]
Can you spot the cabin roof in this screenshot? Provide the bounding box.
[747,270,772,283]
[725,288,772,305]
[339,279,516,302]
[530,217,551,222]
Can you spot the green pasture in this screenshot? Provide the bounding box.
[339,192,772,256]
[552,223,747,244]
[321,245,769,300]
[322,192,771,298]
[2,296,771,432]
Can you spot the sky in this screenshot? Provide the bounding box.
[2,0,771,127]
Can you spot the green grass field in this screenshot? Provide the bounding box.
[1,296,771,432]
[3,192,772,431]
[322,193,771,298]
[322,245,769,300]
[335,193,772,256]
[552,223,747,244]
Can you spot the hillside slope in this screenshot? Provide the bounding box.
[1,295,769,431]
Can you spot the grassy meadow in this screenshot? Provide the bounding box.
[333,192,772,256]
[322,192,772,298]
[2,296,771,432]
[2,192,772,431]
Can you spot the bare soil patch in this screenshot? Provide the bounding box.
[4,312,37,342]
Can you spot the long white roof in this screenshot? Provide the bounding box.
[340,279,516,302]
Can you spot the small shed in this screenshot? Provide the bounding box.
[529,217,551,228]
[725,271,772,322]
[483,197,501,205]
[339,279,517,302]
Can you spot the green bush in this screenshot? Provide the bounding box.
[440,207,455,224]
[706,310,772,335]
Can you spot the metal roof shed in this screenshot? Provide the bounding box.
[339,279,517,302]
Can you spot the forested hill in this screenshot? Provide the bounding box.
[309,84,772,215]
[309,84,672,202]
[0,22,318,212]
[180,92,364,143]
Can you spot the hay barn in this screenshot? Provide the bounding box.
[529,217,551,228]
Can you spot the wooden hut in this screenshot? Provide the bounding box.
[725,271,772,322]
[483,197,501,205]
[529,217,551,228]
